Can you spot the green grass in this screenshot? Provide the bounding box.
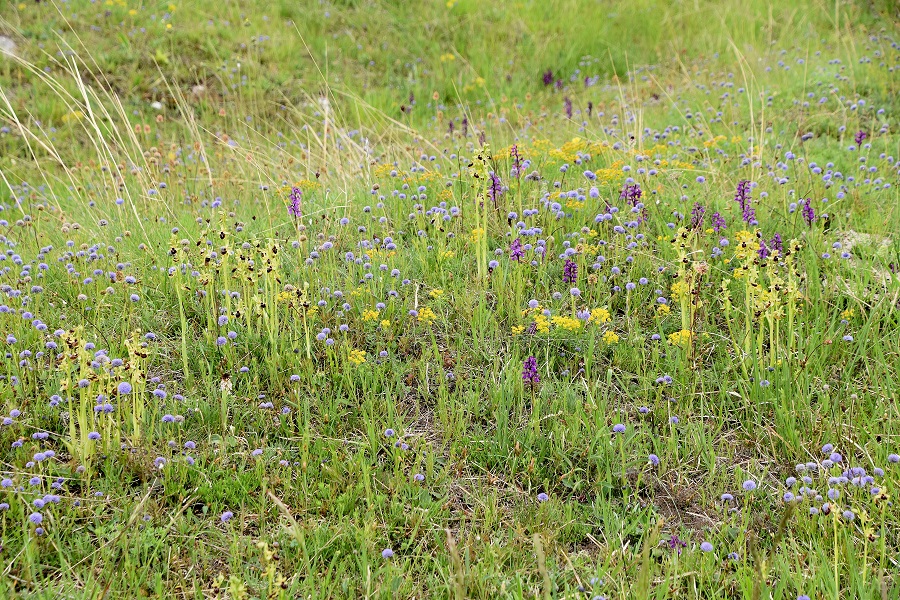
[0,0,899,598]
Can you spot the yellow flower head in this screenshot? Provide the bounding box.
[551,315,582,331]
[590,307,611,324]
[602,330,620,344]
[417,306,437,325]
[348,349,366,366]
[668,329,693,347]
[671,280,690,300]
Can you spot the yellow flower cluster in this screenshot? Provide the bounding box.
[362,309,380,322]
[533,313,550,334]
[429,289,444,299]
[668,329,693,346]
[671,280,690,300]
[417,307,437,325]
[603,331,620,344]
[590,308,611,324]
[348,349,366,365]
[469,228,485,244]
[551,315,582,331]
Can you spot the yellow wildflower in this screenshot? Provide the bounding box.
[671,280,690,300]
[590,308,611,324]
[348,349,366,366]
[362,309,380,322]
[551,316,582,331]
[668,329,693,346]
[603,331,620,344]
[417,306,437,325]
[511,325,525,335]
[656,304,671,315]
[429,289,444,299]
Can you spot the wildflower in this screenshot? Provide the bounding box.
[510,145,522,177]
[648,454,660,466]
[854,130,867,146]
[668,329,693,347]
[690,203,705,229]
[710,212,726,233]
[88,431,101,441]
[563,259,578,283]
[488,172,503,206]
[522,356,540,385]
[382,548,394,559]
[667,534,687,555]
[742,480,757,491]
[612,423,626,434]
[801,199,816,226]
[542,69,553,86]
[537,492,549,502]
[589,307,611,324]
[700,542,714,552]
[620,183,642,206]
[417,307,437,325]
[348,348,366,365]
[117,381,132,395]
[414,473,425,482]
[734,180,756,225]
[288,187,302,217]
[29,512,43,525]
[510,238,525,261]
[602,330,620,344]
[220,511,234,522]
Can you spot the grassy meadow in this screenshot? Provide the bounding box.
[0,0,899,597]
